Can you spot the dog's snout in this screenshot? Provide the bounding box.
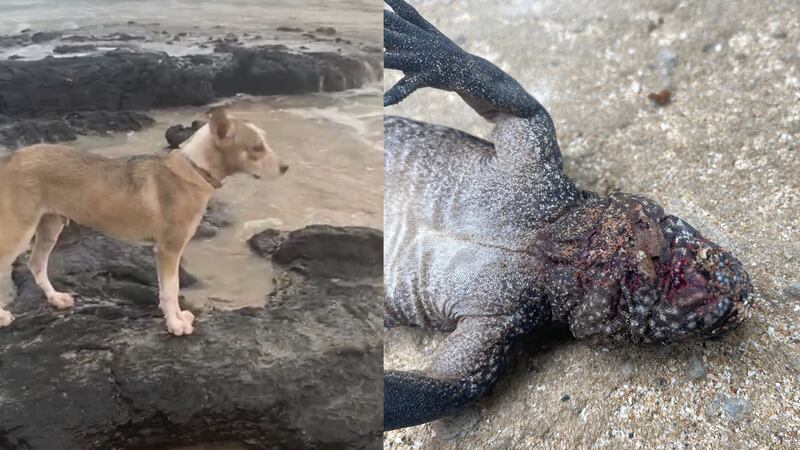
[279,164,289,175]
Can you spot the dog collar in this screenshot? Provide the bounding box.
[184,155,223,189]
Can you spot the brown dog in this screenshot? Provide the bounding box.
[0,107,288,335]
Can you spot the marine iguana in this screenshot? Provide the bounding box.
[382,0,753,431]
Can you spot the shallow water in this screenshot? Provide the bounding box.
[92,88,382,311]
[1,87,381,314]
[0,0,381,42]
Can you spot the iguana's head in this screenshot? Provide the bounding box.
[556,193,752,345]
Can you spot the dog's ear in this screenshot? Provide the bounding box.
[208,106,233,141]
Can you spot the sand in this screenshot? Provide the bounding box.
[384,0,800,448]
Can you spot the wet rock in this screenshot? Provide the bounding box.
[30,31,60,43]
[102,32,146,41]
[0,111,155,150]
[214,47,379,95]
[194,199,233,240]
[0,116,77,149]
[165,120,205,149]
[0,47,380,117]
[63,110,155,135]
[723,397,751,421]
[0,52,217,115]
[249,225,383,280]
[315,27,337,36]
[277,26,303,32]
[685,354,706,380]
[61,34,93,42]
[0,34,29,49]
[53,44,99,54]
[10,225,196,308]
[223,32,239,43]
[0,224,382,449]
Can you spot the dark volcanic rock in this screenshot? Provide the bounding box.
[277,26,303,32]
[30,31,60,43]
[0,51,217,115]
[315,27,337,36]
[0,116,77,148]
[63,110,155,135]
[0,47,380,117]
[249,225,383,280]
[194,198,233,240]
[165,119,205,149]
[102,32,146,41]
[10,225,197,308]
[0,111,154,150]
[0,224,382,450]
[53,44,99,54]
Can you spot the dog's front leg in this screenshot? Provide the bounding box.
[155,243,195,336]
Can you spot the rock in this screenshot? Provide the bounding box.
[786,282,800,298]
[685,354,706,380]
[0,52,216,115]
[223,32,238,43]
[0,111,155,150]
[53,44,99,54]
[102,32,145,41]
[6,55,23,60]
[30,31,60,43]
[10,225,197,308]
[249,225,383,280]
[277,26,303,33]
[0,116,77,149]
[63,110,155,135]
[0,224,382,449]
[165,120,205,149]
[315,27,337,36]
[620,358,636,379]
[61,34,93,42]
[0,47,380,118]
[723,397,751,421]
[193,198,233,240]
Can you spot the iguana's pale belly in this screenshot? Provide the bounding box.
[383,116,572,329]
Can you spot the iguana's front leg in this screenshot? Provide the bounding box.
[385,298,550,430]
[384,0,579,225]
[384,0,542,120]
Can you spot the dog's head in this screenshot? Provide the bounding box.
[207,106,288,180]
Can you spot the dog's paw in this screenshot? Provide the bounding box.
[0,310,14,328]
[166,310,195,336]
[48,292,75,310]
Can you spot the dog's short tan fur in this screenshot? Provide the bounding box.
[0,107,287,335]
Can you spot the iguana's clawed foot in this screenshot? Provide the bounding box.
[384,0,472,106]
[383,0,542,118]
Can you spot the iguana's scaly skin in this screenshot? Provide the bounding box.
[383,0,752,431]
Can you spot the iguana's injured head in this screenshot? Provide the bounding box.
[545,192,752,345]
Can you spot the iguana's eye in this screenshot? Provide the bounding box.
[251,144,266,153]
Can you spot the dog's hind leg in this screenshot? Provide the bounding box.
[0,213,41,327]
[27,214,73,310]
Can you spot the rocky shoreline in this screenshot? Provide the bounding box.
[0,28,381,149]
[0,224,383,450]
